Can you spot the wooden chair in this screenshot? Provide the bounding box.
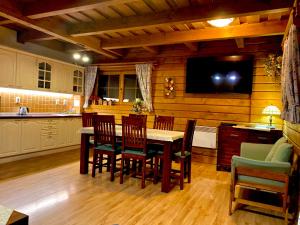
[82,112,97,127]
[153,115,174,130]
[154,119,196,190]
[129,114,147,123]
[92,115,121,181]
[120,116,155,189]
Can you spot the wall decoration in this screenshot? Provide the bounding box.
[264,54,282,84]
[164,77,175,98]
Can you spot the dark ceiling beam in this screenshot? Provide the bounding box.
[23,0,140,19]
[68,0,292,37]
[0,0,118,59]
[101,20,287,49]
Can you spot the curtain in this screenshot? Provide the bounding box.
[135,64,153,112]
[83,66,97,108]
[281,24,300,123]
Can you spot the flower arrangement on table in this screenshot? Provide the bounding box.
[264,54,282,84]
[164,77,175,98]
[132,98,145,114]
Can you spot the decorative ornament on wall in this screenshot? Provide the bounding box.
[264,54,282,84]
[164,77,175,98]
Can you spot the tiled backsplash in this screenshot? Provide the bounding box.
[0,90,81,113]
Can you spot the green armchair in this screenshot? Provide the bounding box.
[229,137,293,224]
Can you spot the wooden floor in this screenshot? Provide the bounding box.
[0,149,285,225]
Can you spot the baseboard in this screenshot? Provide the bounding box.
[192,147,217,164]
[0,145,80,164]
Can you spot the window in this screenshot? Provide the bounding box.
[38,62,51,89]
[73,70,83,93]
[123,74,142,102]
[96,72,142,104]
[98,74,120,102]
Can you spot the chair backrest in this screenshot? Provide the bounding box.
[82,112,97,127]
[122,116,147,153]
[181,120,197,155]
[93,115,116,148]
[153,115,174,131]
[129,114,147,124]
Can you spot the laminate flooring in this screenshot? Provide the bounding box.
[0,149,285,225]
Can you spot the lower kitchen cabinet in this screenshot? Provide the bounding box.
[0,117,82,158]
[0,120,21,157]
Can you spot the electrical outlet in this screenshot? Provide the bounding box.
[16,96,21,104]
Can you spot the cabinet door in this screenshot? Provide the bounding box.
[16,53,38,90]
[0,48,16,87]
[52,63,73,93]
[72,68,84,95]
[0,120,20,157]
[40,119,57,150]
[20,120,41,153]
[67,118,82,145]
[56,119,68,147]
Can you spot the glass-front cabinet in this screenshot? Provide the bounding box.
[38,61,52,89]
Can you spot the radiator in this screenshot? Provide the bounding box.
[192,126,217,149]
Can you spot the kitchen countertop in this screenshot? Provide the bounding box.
[0,113,82,119]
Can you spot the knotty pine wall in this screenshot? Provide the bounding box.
[87,37,283,131]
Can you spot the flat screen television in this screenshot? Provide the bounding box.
[185,55,254,94]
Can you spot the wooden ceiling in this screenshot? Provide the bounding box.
[0,0,293,61]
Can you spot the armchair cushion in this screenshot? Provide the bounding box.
[240,143,273,160]
[265,137,287,161]
[271,143,292,162]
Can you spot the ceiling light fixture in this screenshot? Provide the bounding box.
[207,18,234,27]
[73,53,81,60]
[82,55,90,63]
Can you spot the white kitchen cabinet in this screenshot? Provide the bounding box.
[67,118,81,145]
[53,63,73,93]
[56,118,69,147]
[0,120,21,157]
[72,68,84,95]
[16,53,38,90]
[0,48,17,87]
[40,119,57,150]
[20,120,41,153]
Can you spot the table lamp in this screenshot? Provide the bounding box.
[262,105,281,128]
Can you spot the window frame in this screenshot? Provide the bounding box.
[98,70,141,105]
[73,70,83,93]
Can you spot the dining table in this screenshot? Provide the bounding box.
[80,125,184,193]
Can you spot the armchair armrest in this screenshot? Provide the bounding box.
[240,143,273,160]
[232,156,291,174]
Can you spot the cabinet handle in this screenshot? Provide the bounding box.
[230,134,239,137]
[257,136,268,140]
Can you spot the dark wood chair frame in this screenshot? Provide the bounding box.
[92,115,121,181]
[120,116,153,189]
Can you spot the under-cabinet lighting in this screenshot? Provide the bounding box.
[0,87,73,98]
[207,18,234,27]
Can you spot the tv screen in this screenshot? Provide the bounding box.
[185,55,254,94]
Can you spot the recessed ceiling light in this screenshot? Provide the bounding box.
[82,55,90,63]
[207,18,234,27]
[73,53,81,60]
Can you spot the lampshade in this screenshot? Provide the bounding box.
[262,105,281,115]
[207,18,234,27]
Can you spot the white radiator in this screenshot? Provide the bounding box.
[192,126,217,149]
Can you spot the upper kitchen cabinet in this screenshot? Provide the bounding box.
[16,53,38,90]
[52,63,73,94]
[72,68,84,95]
[37,60,53,90]
[0,48,17,87]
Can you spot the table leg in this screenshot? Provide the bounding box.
[162,141,172,193]
[80,133,90,174]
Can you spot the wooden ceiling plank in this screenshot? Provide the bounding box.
[184,42,198,51]
[101,20,287,49]
[0,0,118,59]
[0,19,13,25]
[23,0,139,19]
[68,0,292,37]
[142,46,159,54]
[268,12,282,21]
[246,15,260,23]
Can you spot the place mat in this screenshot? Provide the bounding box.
[0,205,14,225]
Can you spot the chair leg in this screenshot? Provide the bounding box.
[92,151,97,177]
[125,159,130,175]
[187,157,191,183]
[132,160,137,177]
[120,156,124,184]
[99,154,103,173]
[180,158,184,190]
[110,155,115,182]
[141,158,146,189]
[154,156,159,184]
[107,156,111,172]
